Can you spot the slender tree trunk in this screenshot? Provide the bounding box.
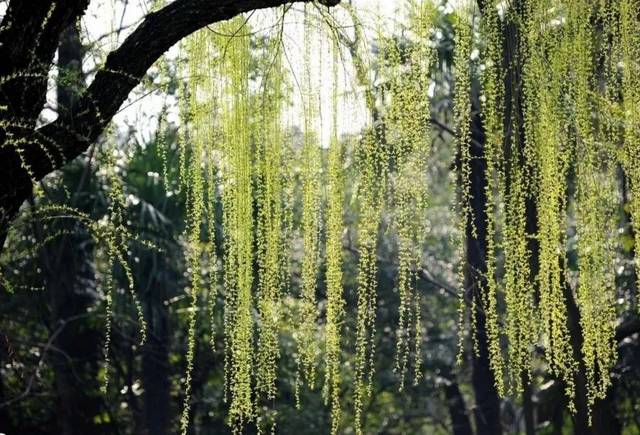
[444,376,474,435]
[563,282,622,435]
[45,236,103,434]
[44,23,105,435]
[522,380,535,435]
[551,406,564,435]
[57,24,84,120]
[142,318,171,435]
[465,110,503,435]
[141,257,172,435]
[0,358,16,433]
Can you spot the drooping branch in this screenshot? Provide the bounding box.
[30,0,340,181]
[0,0,339,239]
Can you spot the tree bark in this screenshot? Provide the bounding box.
[42,22,107,435]
[444,376,474,435]
[46,240,103,435]
[0,352,16,433]
[465,108,503,435]
[522,380,535,435]
[563,281,622,435]
[141,257,172,435]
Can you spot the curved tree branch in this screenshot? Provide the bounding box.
[616,318,640,342]
[35,0,338,180]
[0,0,339,238]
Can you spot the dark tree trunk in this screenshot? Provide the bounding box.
[0,356,16,433]
[141,261,172,435]
[444,377,474,435]
[522,380,535,435]
[57,24,84,120]
[465,110,503,435]
[142,319,171,435]
[591,390,621,435]
[461,4,530,433]
[46,237,103,435]
[563,282,622,435]
[41,22,107,435]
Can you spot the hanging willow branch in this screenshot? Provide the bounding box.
[3,0,640,433]
[0,0,341,243]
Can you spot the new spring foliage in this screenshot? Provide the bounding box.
[82,1,640,433]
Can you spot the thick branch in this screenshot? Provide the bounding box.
[0,1,90,122]
[616,318,640,342]
[0,0,338,237]
[36,0,336,180]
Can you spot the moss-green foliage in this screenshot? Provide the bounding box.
[385,2,435,390]
[352,126,387,435]
[255,28,286,421]
[452,1,475,366]
[180,27,216,434]
[297,6,322,396]
[479,0,512,397]
[570,0,617,415]
[323,36,345,435]
[130,1,640,430]
[6,1,640,433]
[620,0,640,304]
[468,0,640,419]
[216,20,255,432]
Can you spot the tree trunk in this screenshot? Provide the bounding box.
[42,22,106,435]
[444,376,474,435]
[45,236,103,434]
[563,282,622,435]
[141,257,172,435]
[0,359,16,433]
[465,110,503,435]
[522,381,535,435]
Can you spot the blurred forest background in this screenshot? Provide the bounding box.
[1,1,639,434]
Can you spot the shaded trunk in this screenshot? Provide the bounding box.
[0,356,16,433]
[444,377,474,435]
[57,24,84,120]
[45,236,103,435]
[536,380,567,435]
[522,380,535,435]
[563,283,621,435]
[142,324,171,435]
[44,23,106,435]
[141,262,172,435]
[465,111,503,435]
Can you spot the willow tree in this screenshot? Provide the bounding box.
[460,0,640,432]
[2,0,640,434]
